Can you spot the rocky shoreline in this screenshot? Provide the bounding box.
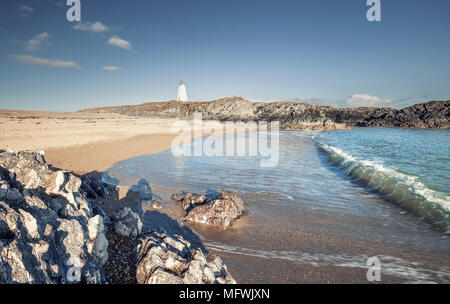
[0,151,237,284]
[81,98,450,130]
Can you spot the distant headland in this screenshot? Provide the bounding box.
[80,97,450,130]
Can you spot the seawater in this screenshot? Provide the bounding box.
[314,128,450,230]
[104,128,450,283]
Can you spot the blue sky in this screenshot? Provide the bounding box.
[0,0,449,111]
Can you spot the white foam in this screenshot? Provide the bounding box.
[320,144,450,212]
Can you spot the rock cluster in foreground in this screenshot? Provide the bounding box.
[0,151,237,284]
[172,191,244,229]
[136,230,236,284]
[0,151,109,283]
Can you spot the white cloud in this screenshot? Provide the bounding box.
[26,32,51,51]
[107,36,132,50]
[20,5,34,13]
[20,5,34,17]
[103,65,121,71]
[11,54,80,69]
[73,22,109,33]
[346,94,391,107]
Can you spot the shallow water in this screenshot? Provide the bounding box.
[104,128,450,283]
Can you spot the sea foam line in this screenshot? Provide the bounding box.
[316,143,450,231]
[320,144,450,211]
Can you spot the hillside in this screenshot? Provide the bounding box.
[80,97,450,130]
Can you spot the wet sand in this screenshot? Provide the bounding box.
[45,133,176,175]
[129,183,450,284]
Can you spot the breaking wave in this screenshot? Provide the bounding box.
[318,143,450,231]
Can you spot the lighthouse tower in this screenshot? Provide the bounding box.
[176,80,188,102]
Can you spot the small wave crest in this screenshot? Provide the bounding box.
[318,144,450,231]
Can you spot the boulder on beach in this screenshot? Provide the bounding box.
[112,207,143,238]
[136,230,236,284]
[0,151,109,283]
[172,191,244,229]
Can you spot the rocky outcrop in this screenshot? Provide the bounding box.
[347,101,450,128]
[112,207,142,238]
[173,191,244,229]
[0,151,239,284]
[81,175,114,200]
[80,98,450,130]
[136,230,236,284]
[0,151,109,283]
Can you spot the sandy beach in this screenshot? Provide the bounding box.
[0,110,263,283]
[0,110,252,174]
[0,110,179,174]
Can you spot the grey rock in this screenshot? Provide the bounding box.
[112,207,142,238]
[202,266,216,283]
[92,204,111,224]
[5,188,22,202]
[0,151,109,284]
[146,268,183,284]
[177,193,207,211]
[0,181,9,200]
[87,215,109,265]
[93,232,109,265]
[176,191,244,229]
[23,191,47,209]
[184,259,203,284]
[18,209,39,239]
[136,230,236,284]
[52,171,65,193]
[64,174,81,193]
[80,175,111,199]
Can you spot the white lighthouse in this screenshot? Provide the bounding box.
[176,80,188,102]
